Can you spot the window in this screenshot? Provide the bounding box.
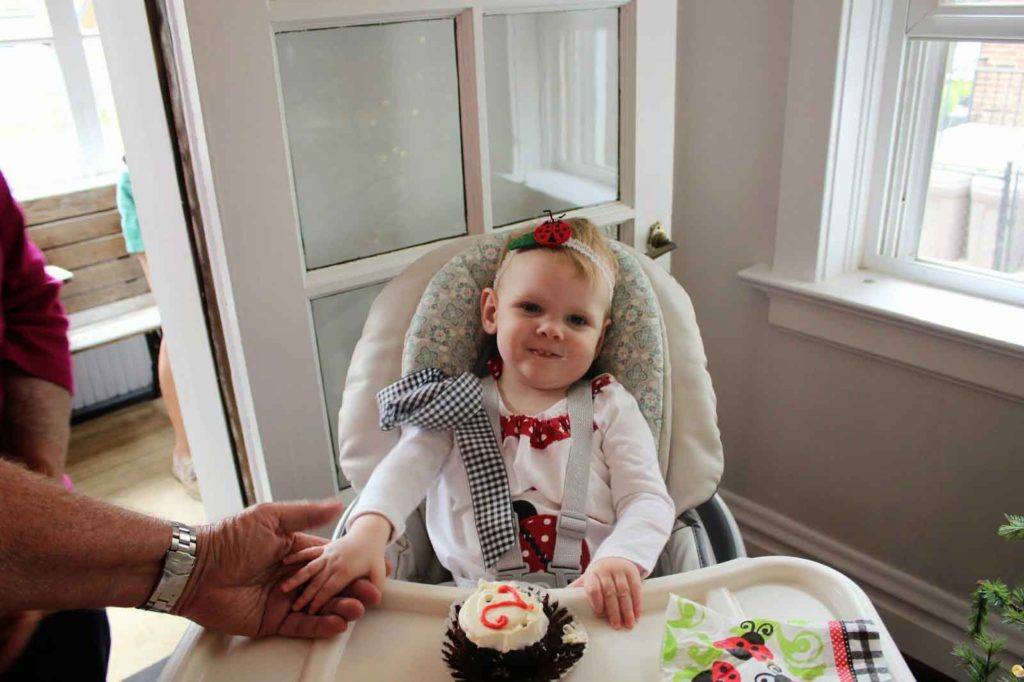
[865,1,1024,306]
[0,0,122,199]
[484,9,619,227]
[739,0,1024,400]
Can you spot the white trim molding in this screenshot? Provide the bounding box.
[722,488,1024,679]
[740,264,1024,402]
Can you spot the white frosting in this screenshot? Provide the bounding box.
[561,621,588,645]
[457,581,549,653]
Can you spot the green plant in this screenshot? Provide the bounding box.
[952,514,1024,682]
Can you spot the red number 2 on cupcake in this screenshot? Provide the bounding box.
[481,585,535,629]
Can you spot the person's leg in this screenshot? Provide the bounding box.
[136,254,199,498]
[159,338,199,497]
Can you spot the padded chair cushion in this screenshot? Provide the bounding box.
[402,233,665,447]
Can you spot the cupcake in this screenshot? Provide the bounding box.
[442,580,587,681]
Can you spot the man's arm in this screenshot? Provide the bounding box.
[0,458,167,613]
[0,458,381,638]
[1,368,71,478]
[0,171,74,478]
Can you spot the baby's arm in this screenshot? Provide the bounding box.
[282,513,391,614]
[282,425,454,614]
[577,381,676,628]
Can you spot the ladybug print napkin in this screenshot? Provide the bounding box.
[660,595,893,681]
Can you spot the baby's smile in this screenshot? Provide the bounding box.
[528,348,563,359]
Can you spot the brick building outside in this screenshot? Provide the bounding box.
[920,41,1023,279]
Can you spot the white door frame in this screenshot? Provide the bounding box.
[94,0,244,519]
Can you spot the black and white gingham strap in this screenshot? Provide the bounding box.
[378,368,518,569]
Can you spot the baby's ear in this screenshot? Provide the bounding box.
[480,287,499,335]
[595,317,612,356]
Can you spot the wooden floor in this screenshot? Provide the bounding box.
[67,398,205,682]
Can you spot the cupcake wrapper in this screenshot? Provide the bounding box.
[442,583,587,682]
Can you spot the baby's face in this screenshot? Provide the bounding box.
[481,250,611,400]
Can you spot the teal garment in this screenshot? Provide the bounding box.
[115,169,145,254]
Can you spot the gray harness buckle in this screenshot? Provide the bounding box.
[544,564,582,587]
[556,510,588,541]
[493,566,579,588]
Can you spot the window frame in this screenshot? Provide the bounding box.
[862,0,1024,306]
[0,0,115,197]
[267,1,642,302]
[739,0,1024,401]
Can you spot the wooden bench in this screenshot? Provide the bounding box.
[21,184,162,353]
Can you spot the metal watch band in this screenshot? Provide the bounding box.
[141,522,198,613]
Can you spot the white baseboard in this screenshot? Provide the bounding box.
[720,489,1023,680]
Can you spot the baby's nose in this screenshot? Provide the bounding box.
[537,318,564,338]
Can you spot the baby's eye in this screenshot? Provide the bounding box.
[521,302,542,314]
[567,314,589,327]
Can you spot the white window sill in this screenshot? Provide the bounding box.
[497,169,615,208]
[738,264,1024,401]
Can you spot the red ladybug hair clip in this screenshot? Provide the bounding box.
[508,210,571,250]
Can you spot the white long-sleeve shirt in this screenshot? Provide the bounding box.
[349,374,675,586]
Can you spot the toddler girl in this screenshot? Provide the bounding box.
[281,218,675,630]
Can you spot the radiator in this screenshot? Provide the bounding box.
[71,335,154,413]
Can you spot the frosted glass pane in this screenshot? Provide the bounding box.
[311,283,386,488]
[277,20,467,270]
[485,10,618,228]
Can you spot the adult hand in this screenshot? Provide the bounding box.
[0,610,43,673]
[173,500,381,638]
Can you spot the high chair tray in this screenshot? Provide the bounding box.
[159,556,913,681]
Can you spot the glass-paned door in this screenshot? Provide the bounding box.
[171,0,677,502]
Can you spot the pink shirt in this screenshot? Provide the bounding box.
[0,170,73,420]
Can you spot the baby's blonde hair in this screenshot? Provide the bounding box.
[499,218,619,297]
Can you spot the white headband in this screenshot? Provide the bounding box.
[492,237,616,302]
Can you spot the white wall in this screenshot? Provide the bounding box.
[673,1,1023,677]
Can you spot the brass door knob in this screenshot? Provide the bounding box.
[646,222,677,259]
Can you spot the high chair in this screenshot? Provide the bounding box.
[334,232,745,582]
[161,235,914,680]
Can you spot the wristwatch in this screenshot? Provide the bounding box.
[141,522,198,613]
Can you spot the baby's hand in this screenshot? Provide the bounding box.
[280,513,391,615]
[569,557,642,630]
